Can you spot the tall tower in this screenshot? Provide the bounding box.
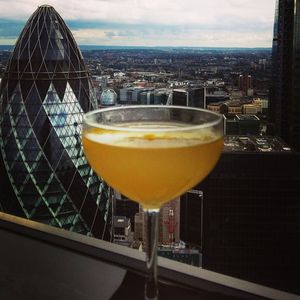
[270,0,300,151]
[160,198,180,245]
[238,74,253,96]
[0,5,111,239]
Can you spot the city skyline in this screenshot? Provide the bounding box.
[0,0,276,47]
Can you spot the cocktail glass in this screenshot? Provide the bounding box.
[82,105,223,300]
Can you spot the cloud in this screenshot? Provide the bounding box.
[0,0,276,47]
[70,25,272,47]
[0,0,275,25]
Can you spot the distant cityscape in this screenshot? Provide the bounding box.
[0,43,280,254]
[0,1,300,295]
[0,45,278,152]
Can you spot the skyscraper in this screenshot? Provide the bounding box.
[270,0,300,151]
[180,190,203,247]
[171,88,205,108]
[184,150,300,294]
[159,198,180,245]
[238,74,253,96]
[0,5,111,239]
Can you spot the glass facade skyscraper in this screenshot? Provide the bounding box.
[0,5,111,239]
[270,0,300,151]
[190,151,300,294]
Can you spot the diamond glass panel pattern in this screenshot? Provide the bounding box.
[0,5,110,239]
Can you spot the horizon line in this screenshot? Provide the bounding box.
[0,44,272,50]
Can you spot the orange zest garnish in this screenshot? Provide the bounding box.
[143,134,156,141]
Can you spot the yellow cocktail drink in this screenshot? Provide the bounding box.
[83,123,223,209]
[82,106,224,300]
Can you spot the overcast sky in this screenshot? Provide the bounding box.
[0,0,276,47]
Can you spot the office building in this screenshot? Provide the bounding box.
[154,89,170,105]
[140,89,169,105]
[159,198,180,245]
[205,88,229,107]
[270,0,300,151]
[238,74,253,96]
[119,87,152,104]
[113,216,133,246]
[132,199,180,247]
[225,115,261,135]
[207,101,243,115]
[113,191,139,232]
[181,147,300,294]
[134,209,144,242]
[0,5,110,239]
[180,190,203,247]
[171,88,205,108]
[140,91,155,105]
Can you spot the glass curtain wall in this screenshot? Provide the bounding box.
[0,5,111,240]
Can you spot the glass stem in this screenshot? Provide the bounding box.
[144,209,159,300]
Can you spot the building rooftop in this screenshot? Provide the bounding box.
[224,136,293,153]
[39,4,53,8]
[114,216,130,228]
[235,115,260,121]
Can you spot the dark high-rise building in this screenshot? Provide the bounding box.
[113,192,139,232]
[0,5,111,239]
[180,190,203,247]
[181,150,300,294]
[270,0,300,151]
[172,88,205,108]
[238,74,253,96]
[172,89,188,106]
